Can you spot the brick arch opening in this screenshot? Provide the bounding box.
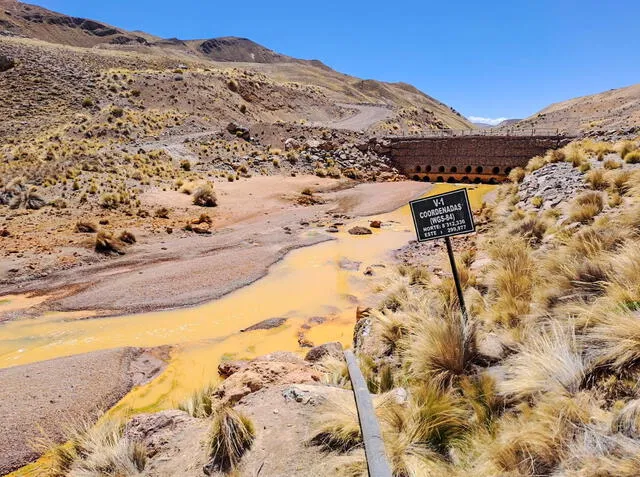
[447,176,456,183]
[422,175,430,182]
[476,166,484,174]
[461,176,470,183]
[492,166,500,174]
[425,165,432,172]
[438,165,445,173]
[505,167,512,175]
[473,177,482,184]
[450,166,458,173]
[437,176,444,182]
[465,165,472,173]
[415,165,422,172]
[488,178,498,184]
[412,175,420,181]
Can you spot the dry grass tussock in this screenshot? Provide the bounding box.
[315,142,640,476]
[38,417,146,477]
[205,406,255,473]
[178,383,216,418]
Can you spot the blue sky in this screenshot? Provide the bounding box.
[29,0,640,122]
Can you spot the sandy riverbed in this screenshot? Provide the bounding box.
[0,177,429,319]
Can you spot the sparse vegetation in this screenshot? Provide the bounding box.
[40,417,146,477]
[311,141,640,477]
[205,407,255,473]
[569,191,604,223]
[95,231,125,255]
[192,183,217,207]
[75,221,98,233]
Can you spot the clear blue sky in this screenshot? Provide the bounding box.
[29,0,640,123]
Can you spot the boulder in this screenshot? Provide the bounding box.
[369,220,382,228]
[0,55,15,73]
[218,360,249,378]
[213,357,321,405]
[226,122,250,140]
[124,410,197,458]
[284,138,300,150]
[348,226,372,235]
[241,317,287,332]
[304,342,343,362]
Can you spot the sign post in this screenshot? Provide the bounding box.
[409,189,476,324]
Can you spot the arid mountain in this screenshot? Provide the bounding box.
[511,83,640,136]
[0,0,472,137]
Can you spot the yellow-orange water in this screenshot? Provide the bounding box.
[0,184,493,419]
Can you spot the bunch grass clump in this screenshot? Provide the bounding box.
[193,183,217,207]
[205,407,255,473]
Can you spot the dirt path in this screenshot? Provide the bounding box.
[0,347,169,475]
[315,103,393,131]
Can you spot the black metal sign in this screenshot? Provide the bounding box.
[409,189,475,242]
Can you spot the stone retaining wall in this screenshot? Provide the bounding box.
[388,136,572,183]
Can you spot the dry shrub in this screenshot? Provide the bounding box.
[579,139,614,158]
[585,168,607,190]
[615,140,637,159]
[603,158,622,170]
[178,383,216,418]
[118,230,136,244]
[372,386,467,475]
[193,183,217,207]
[40,417,146,477]
[205,407,255,473]
[154,206,170,218]
[612,399,640,438]
[508,167,525,183]
[582,306,640,371]
[491,394,592,475]
[95,231,125,255]
[486,237,536,326]
[508,215,549,245]
[403,309,476,387]
[497,324,584,401]
[558,424,640,476]
[75,221,98,233]
[605,240,640,306]
[526,155,545,172]
[606,169,633,195]
[7,184,46,210]
[310,393,361,452]
[397,264,430,286]
[624,150,640,164]
[608,191,623,207]
[568,224,628,258]
[317,355,351,389]
[568,191,604,224]
[547,148,566,163]
[543,245,611,305]
[565,144,587,167]
[460,373,503,430]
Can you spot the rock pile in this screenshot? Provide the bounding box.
[517,162,585,210]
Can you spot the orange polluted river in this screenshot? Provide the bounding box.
[0,184,493,416]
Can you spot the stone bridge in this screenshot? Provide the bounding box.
[387,133,573,183]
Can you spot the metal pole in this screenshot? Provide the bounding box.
[445,236,468,324]
[344,350,392,477]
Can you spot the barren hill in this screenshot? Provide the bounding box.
[510,83,640,136]
[0,0,470,135]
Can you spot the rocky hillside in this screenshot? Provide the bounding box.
[510,82,640,138]
[0,0,471,135]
